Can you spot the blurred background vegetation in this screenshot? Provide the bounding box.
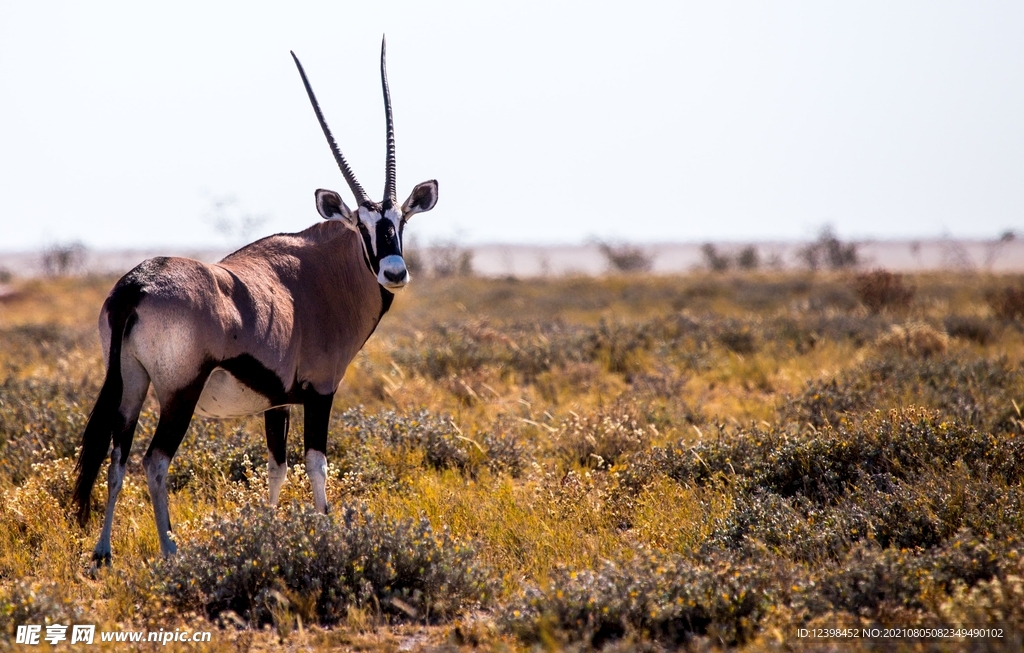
[1,263,1023,650]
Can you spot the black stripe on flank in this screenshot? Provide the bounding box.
[219,354,288,405]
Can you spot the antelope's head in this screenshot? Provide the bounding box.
[292,38,438,291]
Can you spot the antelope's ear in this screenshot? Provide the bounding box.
[401,180,438,219]
[315,189,353,222]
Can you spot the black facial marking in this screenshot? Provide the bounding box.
[375,217,401,259]
[356,222,378,274]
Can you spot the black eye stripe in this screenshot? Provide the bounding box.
[374,217,402,258]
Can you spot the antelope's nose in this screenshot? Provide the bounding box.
[378,255,409,289]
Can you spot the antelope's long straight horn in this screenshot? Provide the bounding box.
[291,51,370,206]
[380,36,397,207]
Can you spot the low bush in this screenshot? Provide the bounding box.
[503,553,775,649]
[554,402,655,469]
[785,355,1024,434]
[874,322,948,358]
[809,532,1011,617]
[332,406,478,473]
[160,503,490,626]
[853,270,915,314]
[598,241,654,274]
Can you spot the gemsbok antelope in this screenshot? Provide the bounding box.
[72,39,438,564]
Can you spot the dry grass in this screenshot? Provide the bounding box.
[1,270,1023,650]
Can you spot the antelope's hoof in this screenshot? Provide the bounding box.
[90,550,112,573]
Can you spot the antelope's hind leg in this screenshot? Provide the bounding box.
[143,372,209,556]
[265,406,290,506]
[303,391,335,514]
[92,358,150,566]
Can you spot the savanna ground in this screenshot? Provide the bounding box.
[1,270,1024,651]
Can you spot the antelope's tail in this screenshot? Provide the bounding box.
[72,285,139,526]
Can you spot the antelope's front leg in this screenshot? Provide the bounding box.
[264,407,290,506]
[302,391,335,514]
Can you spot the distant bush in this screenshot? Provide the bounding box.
[853,270,915,313]
[987,285,1024,321]
[701,243,731,273]
[943,315,995,345]
[597,241,654,274]
[798,226,858,271]
[630,409,1024,508]
[160,504,490,627]
[736,245,760,270]
[430,240,474,277]
[0,323,94,377]
[41,241,87,277]
[401,236,424,276]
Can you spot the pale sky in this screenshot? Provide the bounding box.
[1,1,1022,251]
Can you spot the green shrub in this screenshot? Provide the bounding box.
[160,503,490,626]
[503,553,774,648]
[810,532,1010,616]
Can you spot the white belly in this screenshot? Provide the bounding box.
[195,368,273,418]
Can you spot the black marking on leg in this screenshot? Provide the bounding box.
[219,354,288,404]
[265,406,290,466]
[145,364,213,463]
[114,416,139,466]
[143,366,212,543]
[302,390,334,455]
